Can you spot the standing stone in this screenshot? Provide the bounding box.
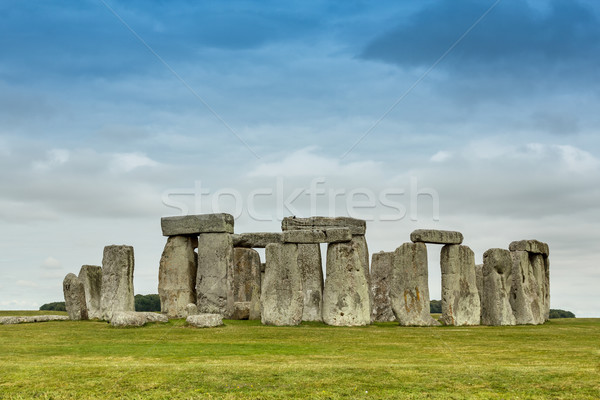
[440,245,481,326]
[63,273,88,320]
[100,245,135,321]
[185,303,199,317]
[78,265,102,319]
[475,264,483,323]
[510,247,549,325]
[232,247,261,320]
[370,251,396,322]
[261,243,303,326]
[297,243,323,322]
[322,239,371,326]
[196,233,234,317]
[481,249,515,326]
[158,235,198,318]
[389,242,439,326]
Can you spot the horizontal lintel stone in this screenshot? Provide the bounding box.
[410,229,464,245]
[508,240,549,256]
[161,214,234,236]
[232,232,282,248]
[282,228,352,244]
[282,216,366,235]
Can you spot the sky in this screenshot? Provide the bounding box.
[1,0,598,317]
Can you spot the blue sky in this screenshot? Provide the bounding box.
[1,0,598,317]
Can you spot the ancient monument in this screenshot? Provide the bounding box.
[59,212,550,329]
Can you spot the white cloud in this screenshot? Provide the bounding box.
[0,299,39,308]
[32,148,70,171]
[430,151,451,163]
[16,280,40,288]
[110,152,159,173]
[41,256,62,270]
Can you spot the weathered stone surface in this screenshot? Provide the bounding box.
[481,249,515,326]
[410,229,463,245]
[185,303,199,317]
[161,213,234,236]
[510,250,549,325]
[261,243,303,326]
[282,228,352,244]
[110,311,168,327]
[322,239,371,326]
[187,313,223,328]
[475,264,483,323]
[509,240,549,256]
[282,216,366,235]
[440,245,481,326]
[100,245,135,321]
[390,242,439,326]
[0,315,69,325]
[232,248,261,320]
[297,243,323,322]
[63,273,88,320]
[370,251,396,322]
[231,302,250,320]
[78,265,102,319]
[196,233,234,317]
[232,232,282,248]
[158,235,197,318]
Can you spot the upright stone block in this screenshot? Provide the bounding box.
[282,216,366,235]
[481,249,515,326]
[63,273,88,320]
[410,229,463,245]
[158,235,198,318]
[261,243,304,326]
[161,213,234,236]
[440,245,481,326]
[100,245,135,321]
[232,247,262,320]
[196,233,234,317]
[78,265,102,319]
[510,245,550,325]
[322,239,371,326]
[370,251,396,322]
[475,264,483,323]
[389,242,439,326]
[297,243,323,322]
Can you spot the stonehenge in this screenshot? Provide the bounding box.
[58,212,550,329]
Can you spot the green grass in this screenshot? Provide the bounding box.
[0,311,598,399]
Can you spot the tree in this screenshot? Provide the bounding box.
[549,309,575,319]
[430,300,442,314]
[39,302,66,311]
[135,294,161,312]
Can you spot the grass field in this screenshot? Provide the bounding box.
[0,311,598,399]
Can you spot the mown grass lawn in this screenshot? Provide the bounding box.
[0,311,598,399]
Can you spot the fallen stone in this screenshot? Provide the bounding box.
[261,243,303,326]
[78,265,102,319]
[481,248,515,326]
[389,242,439,326]
[0,315,69,325]
[63,273,88,320]
[440,245,481,326]
[196,233,234,317]
[297,243,323,322]
[282,228,352,244]
[187,313,223,328]
[509,240,549,256]
[232,232,282,248]
[110,311,168,327]
[185,303,199,317]
[410,229,463,245]
[100,245,135,321]
[282,216,366,235]
[231,301,250,320]
[161,213,234,236]
[322,238,371,326]
[232,248,261,320]
[158,235,198,318]
[510,250,546,325]
[370,251,396,322]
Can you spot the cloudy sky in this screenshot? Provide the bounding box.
[1,0,598,317]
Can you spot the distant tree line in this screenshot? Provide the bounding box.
[429,301,575,319]
[39,302,66,311]
[39,294,161,313]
